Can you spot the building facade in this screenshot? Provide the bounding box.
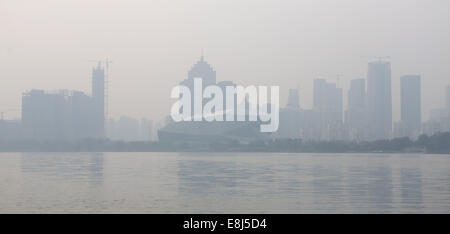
[21,63,105,140]
[367,61,392,140]
[345,78,367,141]
[313,79,344,140]
[399,75,421,138]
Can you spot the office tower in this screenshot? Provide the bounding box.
[314,79,343,124]
[313,79,343,140]
[400,75,421,137]
[367,61,392,140]
[345,79,367,141]
[92,62,105,138]
[286,89,300,109]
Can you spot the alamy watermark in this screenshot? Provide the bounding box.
[170,78,279,132]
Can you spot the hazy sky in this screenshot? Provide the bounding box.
[1,0,449,122]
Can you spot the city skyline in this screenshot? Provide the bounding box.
[1,0,449,122]
[1,55,450,142]
[1,55,449,124]
[1,0,450,217]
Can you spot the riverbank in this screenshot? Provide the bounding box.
[1,132,449,154]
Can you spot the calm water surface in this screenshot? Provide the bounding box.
[0,152,449,213]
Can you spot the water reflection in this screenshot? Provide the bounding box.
[401,168,423,210]
[21,152,104,187]
[312,165,343,205]
[367,166,393,212]
[177,159,238,193]
[0,152,447,213]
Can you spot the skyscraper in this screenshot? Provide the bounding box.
[179,56,217,118]
[400,75,421,137]
[187,56,216,86]
[92,62,105,138]
[286,89,300,109]
[313,79,343,140]
[159,57,269,143]
[345,79,367,141]
[314,79,343,124]
[367,61,392,140]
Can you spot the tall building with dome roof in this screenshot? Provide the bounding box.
[179,56,218,118]
[158,57,270,143]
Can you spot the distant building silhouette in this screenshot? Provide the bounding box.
[0,119,21,141]
[179,56,217,117]
[397,75,421,138]
[107,116,139,141]
[278,88,302,139]
[286,89,300,109]
[422,86,450,136]
[159,57,269,143]
[106,116,153,141]
[21,63,105,140]
[367,61,392,140]
[140,118,153,141]
[92,62,105,138]
[313,79,344,140]
[345,78,367,141]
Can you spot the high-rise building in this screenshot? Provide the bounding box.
[159,57,268,143]
[21,63,106,140]
[21,89,97,140]
[345,79,367,141]
[92,62,105,138]
[400,75,421,137]
[179,56,217,118]
[367,61,392,140]
[347,79,366,111]
[286,89,300,109]
[314,79,343,123]
[187,56,216,86]
[313,79,343,140]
